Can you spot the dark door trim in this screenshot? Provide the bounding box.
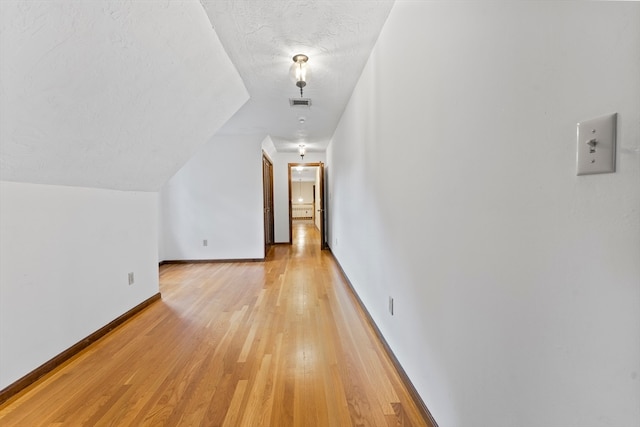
[262,152,274,255]
[288,162,327,249]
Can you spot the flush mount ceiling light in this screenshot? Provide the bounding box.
[291,54,309,97]
[298,144,306,160]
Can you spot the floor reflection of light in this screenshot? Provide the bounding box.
[295,345,317,368]
[294,292,306,314]
[292,222,321,258]
[296,225,307,245]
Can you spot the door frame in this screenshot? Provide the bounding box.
[262,152,274,256]
[288,162,327,248]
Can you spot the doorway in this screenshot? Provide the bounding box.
[262,152,274,256]
[288,162,328,249]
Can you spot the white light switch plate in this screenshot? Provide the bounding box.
[576,113,617,175]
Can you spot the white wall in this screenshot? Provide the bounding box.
[160,134,265,260]
[261,135,278,161]
[0,181,159,389]
[328,2,640,427]
[292,182,314,204]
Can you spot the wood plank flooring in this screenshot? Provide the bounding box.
[0,223,433,426]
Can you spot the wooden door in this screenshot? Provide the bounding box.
[262,153,274,254]
[318,162,328,249]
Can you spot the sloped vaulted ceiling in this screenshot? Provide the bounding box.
[0,0,248,191]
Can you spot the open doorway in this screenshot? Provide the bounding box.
[288,162,328,249]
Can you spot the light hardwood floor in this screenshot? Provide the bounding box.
[0,223,434,426]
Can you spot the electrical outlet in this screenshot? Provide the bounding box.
[203,239,208,247]
[389,297,394,316]
[128,272,135,286]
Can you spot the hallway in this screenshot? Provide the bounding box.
[0,223,432,426]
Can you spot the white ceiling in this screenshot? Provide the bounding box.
[201,0,395,154]
[292,166,318,182]
[0,0,248,191]
[0,0,394,191]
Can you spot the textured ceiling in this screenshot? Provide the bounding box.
[0,0,394,191]
[292,166,318,183]
[0,0,248,191]
[201,0,395,154]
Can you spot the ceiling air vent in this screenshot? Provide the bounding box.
[289,98,312,108]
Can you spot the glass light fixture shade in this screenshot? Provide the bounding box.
[290,54,310,95]
[298,145,306,157]
[295,62,308,85]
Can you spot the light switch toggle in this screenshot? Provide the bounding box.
[576,113,617,176]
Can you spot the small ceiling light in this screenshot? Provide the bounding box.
[291,54,309,97]
[298,144,306,160]
[295,166,304,172]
